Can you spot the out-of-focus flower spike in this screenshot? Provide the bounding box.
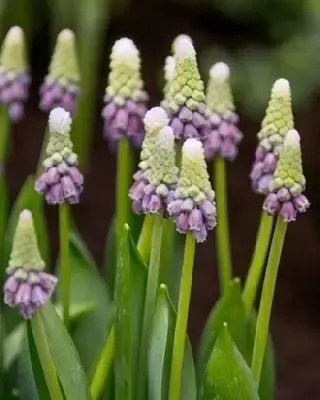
[168,139,216,242]
[250,78,293,194]
[0,26,31,122]
[3,210,57,319]
[263,129,310,222]
[35,107,84,204]
[165,37,210,142]
[162,55,175,109]
[130,125,178,215]
[102,37,148,148]
[40,29,80,115]
[203,62,243,161]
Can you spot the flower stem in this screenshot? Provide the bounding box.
[137,215,154,263]
[137,215,163,398]
[116,138,133,254]
[90,325,115,400]
[59,202,70,329]
[169,233,196,400]
[243,211,274,317]
[214,156,232,294]
[251,216,287,385]
[160,218,175,284]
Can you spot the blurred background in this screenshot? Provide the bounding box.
[1,0,320,398]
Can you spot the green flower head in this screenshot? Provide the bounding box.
[0,26,28,75]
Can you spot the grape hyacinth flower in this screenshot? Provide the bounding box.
[3,210,57,318]
[40,29,80,115]
[250,78,293,194]
[263,129,310,222]
[203,62,243,161]
[130,124,178,215]
[168,139,216,242]
[0,26,30,122]
[171,34,193,53]
[165,37,210,142]
[162,55,175,109]
[102,38,148,148]
[35,107,83,204]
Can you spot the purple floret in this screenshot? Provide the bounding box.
[250,145,278,194]
[0,71,31,122]
[40,79,80,115]
[4,268,57,319]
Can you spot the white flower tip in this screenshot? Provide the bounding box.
[272,78,290,97]
[164,56,176,81]
[144,107,169,130]
[58,29,75,43]
[19,209,32,221]
[183,138,203,158]
[6,26,24,45]
[172,34,193,52]
[49,107,72,135]
[209,62,230,81]
[285,129,300,147]
[174,37,196,61]
[112,37,139,59]
[158,126,175,148]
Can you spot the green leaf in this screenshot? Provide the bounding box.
[149,284,197,400]
[63,231,113,372]
[201,323,260,400]
[114,224,147,399]
[38,301,91,400]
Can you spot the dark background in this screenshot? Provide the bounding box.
[3,0,320,398]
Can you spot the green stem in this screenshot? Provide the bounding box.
[116,138,133,253]
[36,126,50,176]
[137,215,154,263]
[214,156,232,294]
[243,211,274,317]
[59,203,70,329]
[160,218,175,284]
[251,216,287,385]
[137,216,163,399]
[90,326,115,400]
[169,233,196,400]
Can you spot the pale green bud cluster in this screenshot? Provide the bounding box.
[258,79,294,154]
[106,38,145,105]
[43,107,78,170]
[47,29,80,86]
[162,55,175,106]
[171,34,192,54]
[7,210,45,272]
[139,107,169,171]
[271,129,306,194]
[0,26,28,76]
[206,62,235,114]
[167,38,206,112]
[147,126,179,189]
[176,139,215,204]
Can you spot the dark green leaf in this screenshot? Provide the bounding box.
[39,301,91,400]
[149,284,197,400]
[201,323,260,400]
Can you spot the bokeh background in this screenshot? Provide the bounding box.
[2,0,320,398]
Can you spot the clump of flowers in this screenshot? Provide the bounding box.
[35,107,83,204]
[130,109,178,215]
[263,129,310,221]
[250,78,293,194]
[0,26,30,121]
[168,138,216,242]
[102,38,148,148]
[203,62,243,161]
[40,29,80,115]
[3,210,57,319]
[164,37,210,142]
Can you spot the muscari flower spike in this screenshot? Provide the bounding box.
[102,38,148,148]
[250,78,293,194]
[263,129,310,222]
[165,37,210,142]
[203,62,243,161]
[0,26,31,122]
[35,107,84,204]
[162,55,175,109]
[40,29,80,115]
[168,139,216,242]
[3,210,57,319]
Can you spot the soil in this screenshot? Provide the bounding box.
[4,1,320,398]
